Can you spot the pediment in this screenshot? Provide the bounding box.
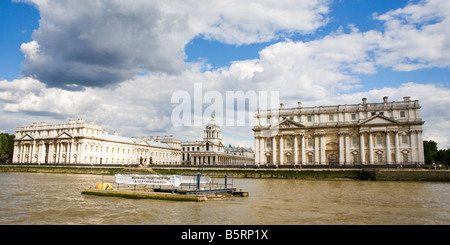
[359,115,398,126]
[138,140,150,146]
[56,131,73,139]
[272,119,305,129]
[20,134,34,140]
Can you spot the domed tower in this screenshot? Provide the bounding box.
[204,112,222,145]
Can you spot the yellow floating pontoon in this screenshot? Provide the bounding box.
[95,182,113,190]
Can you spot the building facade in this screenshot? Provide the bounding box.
[253,96,425,166]
[181,115,255,165]
[13,119,182,165]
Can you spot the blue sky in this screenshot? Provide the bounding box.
[0,0,449,148]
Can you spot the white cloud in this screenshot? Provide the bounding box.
[18,0,331,89]
[374,0,450,70]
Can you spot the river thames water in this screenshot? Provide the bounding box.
[0,172,449,225]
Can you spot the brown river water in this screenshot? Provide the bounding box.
[0,172,449,225]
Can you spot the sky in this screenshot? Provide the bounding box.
[0,0,449,149]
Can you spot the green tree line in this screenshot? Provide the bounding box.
[423,140,450,166]
[0,133,15,163]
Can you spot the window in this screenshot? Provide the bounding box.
[351,114,356,120]
[371,112,376,116]
[379,112,384,116]
[266,139,271,148]
[308,138,313,147]
[307,116,313,122]
[329,114,334,121]
[400,111,406,118]
[402,135,408,144]
[376,135,382,145]
[352,136,357,146]
[286,138,291,147]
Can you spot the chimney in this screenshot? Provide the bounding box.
[297,102,302,108]
[403,96,410,102]
[114,131,119,136]
[362,98,367,104]
[280,103,285,109]
[383,96,388,104]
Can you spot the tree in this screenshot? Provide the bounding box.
[0,133,15,163]
[436,149,450,166]
[423,140,438,165]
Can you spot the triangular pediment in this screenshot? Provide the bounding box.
[272,119,305,129]
[138,139,153,146]
[56,131,73,139]
[359,115,398,125]
[21,134,34,140]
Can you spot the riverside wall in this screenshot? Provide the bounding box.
[1,164,449,181]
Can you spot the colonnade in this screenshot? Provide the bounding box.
[13,139,182,165]
[254,129,424,165]
[189,154,253,165]
[14,140,79,164]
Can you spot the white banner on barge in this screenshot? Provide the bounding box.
[115,174,182,187]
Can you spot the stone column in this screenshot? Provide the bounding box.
[18,144,24,163]
[254,137,260,165]
[47,143,52,163]
[31,141,36,164]
[314,134,320,164]
[279,136,284,165]
[368,132,374,164]
[272,136,276,165]
[394,131,400,163]
[339,133,344,165]
[360,132,365,164]
[78,143,84,164]
[301,134,306,165]
[320,134,326,165]
[417,130,424,165]
[13,143,19,163]
[410,130,418,164]
[345,134,351,165]
[386,131,391,164]
[69,141,75,164]
[293,134,298,165]
[259,137,265,165]
[56,142,61,163]
[38,143,44,164]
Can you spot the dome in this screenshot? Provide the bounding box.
[206,112,218,128]
[207,117,217,127]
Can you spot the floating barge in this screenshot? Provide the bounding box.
[81,173,248,202]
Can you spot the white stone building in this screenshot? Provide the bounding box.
[181,115,255,165]
[13,119,182,165]
[253,96,425,166]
